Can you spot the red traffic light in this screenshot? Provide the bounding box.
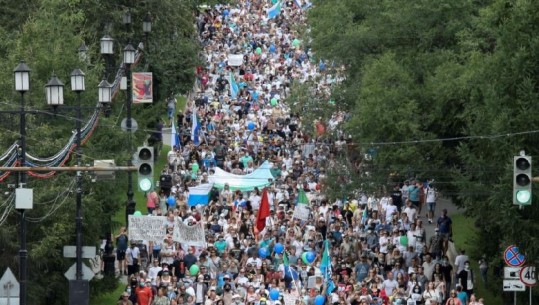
[138,148,152,161]
[516,157,531,171]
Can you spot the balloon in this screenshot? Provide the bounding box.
[269,44,276,53]
[272,0,278,3]
[315,295,325,305]
[167,196,175,205]
[223,9,229,17]
[292,38,300,47]
[270,98,278,106]
[191,163,199,173]
[274,243,284,254]
[269,289,280,301]
[134,211,142,216]
[248,121,256,130]
[301,252,309,264]
[259,247,268,259]
[255,47,262,55]
[189,264,200,275]
[306,252,316,264]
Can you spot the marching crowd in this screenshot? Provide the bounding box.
[114,1,486,305]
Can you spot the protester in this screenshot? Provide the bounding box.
[115,1,486,305]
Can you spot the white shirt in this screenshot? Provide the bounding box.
[404,206,417,222]
[426,188,437,203]
[383,279,398,296]
[385,205,398,222]
[148,266,162,285]
[126,246,140,265]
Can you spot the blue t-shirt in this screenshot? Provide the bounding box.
[457,291,468,304]
[409,186,420,202]
[437,216,452,234]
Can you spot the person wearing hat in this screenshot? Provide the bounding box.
[117,291,133,305]
[231,294,245,305]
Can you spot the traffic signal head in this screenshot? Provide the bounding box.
[513,155,532,205]
[137,146,154,192]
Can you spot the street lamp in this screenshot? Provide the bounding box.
[13,60,31,305]
[100,35,114,81]
[143,12,152,34]
[142,12,152,55]
[78,42,88,62]
[45,75,65,107]
[123,10,132,28]
[123,43,136,225]
[98,79,112,117]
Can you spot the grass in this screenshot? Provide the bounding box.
[90,282,126,304]
[452,214,502,305]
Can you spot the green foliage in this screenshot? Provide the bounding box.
[0,0,200,304]
[305,0,539,301]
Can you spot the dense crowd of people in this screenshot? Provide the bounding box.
[114,1,486,305]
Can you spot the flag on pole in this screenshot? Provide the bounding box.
[267,1,282,19]
[191,110,200,146]
[321,239,335,295]
[256,188,271,232]
[171,118,181,148]
[229,72,239,99]
[283,251,289,268]
[297,188,309,205]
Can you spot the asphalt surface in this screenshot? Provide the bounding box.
[423,197,460,241]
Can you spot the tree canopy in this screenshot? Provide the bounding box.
[305,0,539,298]
[0,0,202,303]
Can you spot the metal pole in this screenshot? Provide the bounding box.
[530,286,532,305]
[0,166,137,172]
[514,291,517,305]
[75,91,83,280]
[126,62,135,225]
[18,91,27,305]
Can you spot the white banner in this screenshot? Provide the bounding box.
[128,215,167,243]
[228,54,244,66]
[173,219,206,247]
[292,204,310,221]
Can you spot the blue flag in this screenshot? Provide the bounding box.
[191,110,200,146]
[321,240,335,295]
[170,118,181,148]
[229,72,239,99]
[267,1,282,19]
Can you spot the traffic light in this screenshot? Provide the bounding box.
[513,155,532,205]
[137,146,154,192]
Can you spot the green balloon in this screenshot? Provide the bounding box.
[272,0,278,3]
[134,211,142,216]
[292,38,300,47]
[270,98,278,106]
[301,252,309,264]
[191,163,199,173]
[256,47,262,55]
[189,264,200,275]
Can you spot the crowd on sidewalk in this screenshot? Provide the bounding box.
[114,1,486,305]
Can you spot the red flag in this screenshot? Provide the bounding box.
[256,188,271,232]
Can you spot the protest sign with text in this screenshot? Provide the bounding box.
[173,219,206,247]
[128,215,167,243]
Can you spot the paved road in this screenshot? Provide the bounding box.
[422,197,460,242]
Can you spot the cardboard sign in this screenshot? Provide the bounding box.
[228,54,244,66]
[173,220,206,246]
[128,215,167,243]
[293,204,310,221]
